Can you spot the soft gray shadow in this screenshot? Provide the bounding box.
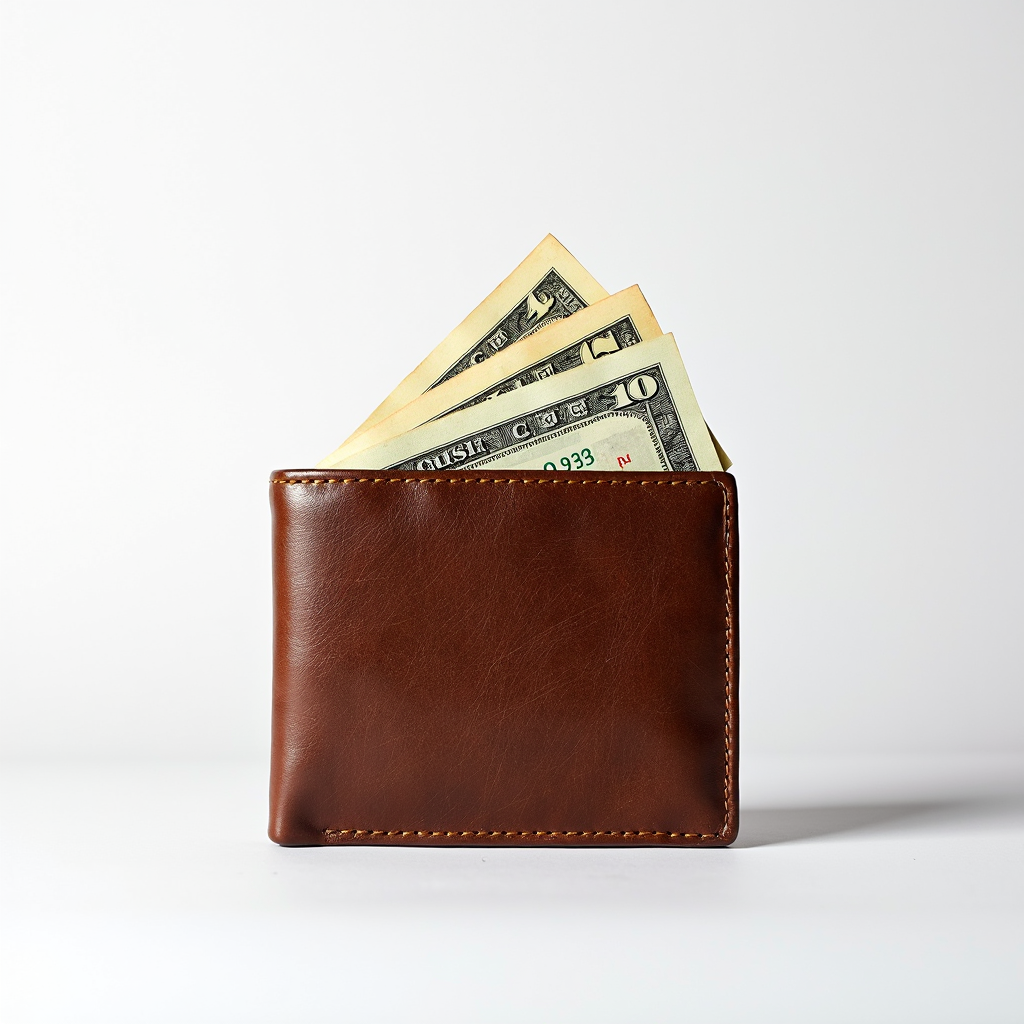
[733,799,998,848]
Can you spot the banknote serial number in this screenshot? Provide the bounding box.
[544,449,595,470]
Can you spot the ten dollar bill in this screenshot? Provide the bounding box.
[329,333,722,473]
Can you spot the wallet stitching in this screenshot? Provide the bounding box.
[324,829,713,840]
[722,481,733,839]
[277,477,713,487]
[275,476,734,843]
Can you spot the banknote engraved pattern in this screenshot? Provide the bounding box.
[391,361,698,472]
[436,315,644,419]
[429,269,588,388]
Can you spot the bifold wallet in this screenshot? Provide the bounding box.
[269,469,738,847]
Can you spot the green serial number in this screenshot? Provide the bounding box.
[544,449,595,470]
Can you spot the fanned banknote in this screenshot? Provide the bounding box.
[327,334,722,473]
[319,285,662,467]
[344,234,608,445]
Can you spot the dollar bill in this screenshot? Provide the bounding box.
[327,333,722,473]
[318,285,662,467]
[343,234,608,446]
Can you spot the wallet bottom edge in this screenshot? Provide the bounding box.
[267,823,739,849]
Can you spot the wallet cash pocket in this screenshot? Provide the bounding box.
[269,469,738,847]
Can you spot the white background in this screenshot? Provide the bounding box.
[2,3,1023,1022]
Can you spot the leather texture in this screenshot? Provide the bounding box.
[269,469,738,847]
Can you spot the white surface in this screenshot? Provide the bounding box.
[2,3,1024,761]
[3,755,1022,1023]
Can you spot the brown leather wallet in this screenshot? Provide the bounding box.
[269,469,738,847]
